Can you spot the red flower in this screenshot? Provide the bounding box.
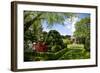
[32,42,48,52]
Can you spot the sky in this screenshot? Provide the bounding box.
[42,13,90,36]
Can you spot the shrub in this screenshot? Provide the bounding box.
[34,52,55,60]
[55,48,68,59]
[63,39,73,45]
[46,30,64,51]
[51,45,62,52]
[34,57,48,61]
[24,52,33,61]
[82,51,90,59]
[59,48,88,60]
[67,44,84,49]
[84,37,90,51]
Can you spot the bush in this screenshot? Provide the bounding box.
[34,52,55,60]
[51,45,62,52]
[67,44,84,49]
[56,44,89,60]
[63,39,73,45]
[82,51,90,59]
[84,37,90,51]
[59,49,88,60]
[24,52,33,61]
[46,30,64,51]
[63,39,73,48]
[55,48,68,59]
[34,57,48,61]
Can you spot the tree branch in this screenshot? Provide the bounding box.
[24,13,43,32]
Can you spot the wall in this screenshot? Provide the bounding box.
[0,0,99,73]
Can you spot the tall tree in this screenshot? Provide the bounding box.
[24,11,76,32]
[74,17,90,50]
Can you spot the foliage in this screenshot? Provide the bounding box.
[24,52,33,61]
[42,31,48,42]
[24,11,75,52]
[84,37,90,51]
[67,44,84,49]
[54,48,68,59]
[59,49,84,59]
[74,17,90,50]
[25,45,90,61]
[24,11,90,61]
[63,38,73,45]
[74,17,90,38]
[58,44,87,60]
[24,11,75,32]
[46,30,64,52]
[51,45,62,53]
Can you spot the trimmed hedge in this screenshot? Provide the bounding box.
[24,44,90,61]
[67,44,84,49]
[59,48,89,60]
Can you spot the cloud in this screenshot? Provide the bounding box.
[64,24,71,30]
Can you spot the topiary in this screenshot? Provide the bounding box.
[45,30,64,52]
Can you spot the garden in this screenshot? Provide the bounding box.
[24,11,90,61]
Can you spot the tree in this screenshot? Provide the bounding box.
[24,11,76,33]
[42,31,48,42]
[24,11,76,61]
[24,11,76,49]
[46,30,64,52]
[24,11,43,32]
[74,17,90,50]
[24,12,44,43]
